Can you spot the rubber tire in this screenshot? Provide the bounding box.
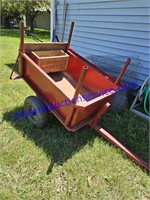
[24,96,48,128]
[111,92,128,113]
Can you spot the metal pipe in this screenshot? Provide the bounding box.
[61,0,68,42]
[19,21,24,52]
[65,66,88,126]
[115,58,131,85]
[50,0,56,42]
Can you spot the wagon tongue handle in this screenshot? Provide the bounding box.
[65,66,88,126]
[93,125,150,171]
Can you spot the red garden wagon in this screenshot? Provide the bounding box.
[10,21,149,171]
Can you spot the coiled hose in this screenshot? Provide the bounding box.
[138,76,150,116]
[143,84,150,116]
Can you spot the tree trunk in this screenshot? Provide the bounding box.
[30,11,38,32]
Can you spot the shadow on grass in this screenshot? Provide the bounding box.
[2,106,149,174]
[6,63,19,74]
[3,106,97,174]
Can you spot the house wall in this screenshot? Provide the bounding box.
[55,0,150,87]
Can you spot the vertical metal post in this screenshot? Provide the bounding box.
[61,0,68,42]
[19,21,24,53]
[51,0,56,42]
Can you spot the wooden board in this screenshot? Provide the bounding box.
[30,50,69,73]
[24,42,68,53]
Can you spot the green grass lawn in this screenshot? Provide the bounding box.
[0,28,149,200]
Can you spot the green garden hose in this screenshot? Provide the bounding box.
[143,85,150,116]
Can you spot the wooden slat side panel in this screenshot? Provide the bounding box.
[24,43,68,52]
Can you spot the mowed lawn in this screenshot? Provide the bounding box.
[0,28,149,200]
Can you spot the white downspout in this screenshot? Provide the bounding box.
[50,0,56,42]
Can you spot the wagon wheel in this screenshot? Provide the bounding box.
[111,92,128,113]
[24,96,48,128]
